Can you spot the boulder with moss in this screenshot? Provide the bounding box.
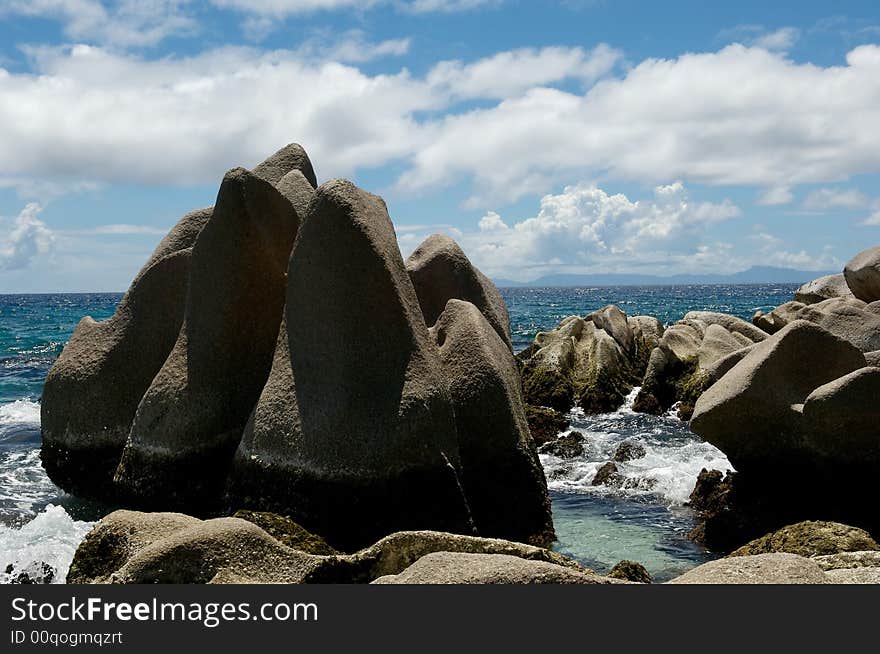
[728,521,879,558]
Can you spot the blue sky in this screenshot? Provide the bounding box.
[1,0,879,291]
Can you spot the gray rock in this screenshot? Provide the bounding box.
[865,351,880,367]
[539,431,586,459]
[866,301,880,316]
[431,299,554,545]
[795,303,880,353]
[41,207,211,498]
[228,180,473,551]
[592,462,623,487]
[811,550,880,571]
[697,324,745,369]
[114,169,299,509]
[844,245,880,302]
[252,143,317,188]
[795,273,854,305]
[406,233,512,350]
[824,567,880,584]
[613,441,646,462]
[667,553,828,584]
[690,321,867,470]
[682,311,768,343]
[589,305,634,354]
[802,367,880,465]
[628,315,664,344]
[371,552,622,585]
[275,169,316,218]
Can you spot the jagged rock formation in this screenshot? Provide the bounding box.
[43,145,552,551]
[517,305,659,415]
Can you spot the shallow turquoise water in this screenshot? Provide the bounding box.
[0,286,792,582]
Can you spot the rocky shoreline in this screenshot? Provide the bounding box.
[39,143,880,584]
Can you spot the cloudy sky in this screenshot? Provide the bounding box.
[1,0,879,291]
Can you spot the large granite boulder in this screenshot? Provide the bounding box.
[406,234,512,350]
[371,552,622,585]
[801,367,880,465]
[41,207,211,498]
[69,511,581,584]
[430,299,553,545]
[666,553,829,584]
[227,180,473,551]
[752,300,806,335]
[518,306,652,415]
[114,168,300,509]
[729,521,879,558]
[844,246,880,302]
[794,303,880,353]
[795,273,854,305]
[690,321,866,471]
[252,142,318,188]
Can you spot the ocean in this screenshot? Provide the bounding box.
[0,285,797,583]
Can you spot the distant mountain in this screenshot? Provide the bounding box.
[494,266,834,288]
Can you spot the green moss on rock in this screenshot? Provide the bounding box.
[521,365,575,412]
[729,521,880,558]
[233,510,338,555]
[609,560,653,584]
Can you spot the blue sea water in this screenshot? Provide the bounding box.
[0,285,796,583]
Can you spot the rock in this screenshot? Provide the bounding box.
[812,550,880,571]
[690,321,867,471]
[371,552,622,585]
[524,405,570,446]
[228,180,473,551]
[70,510,585,584]
[824,567,880,584]
[683,311,768,344]
[520,364,577,412]
[801,367,880,465]
[430,299,554,546]
[867,301,880,316]
[232,510,337,555]
[794,303,880,353]
[697,324,745,369]
[538,431,586,459]
[252,142,317,188]
[275,169,316,217]
[592,462,623,487]
[609,560,653,584]
[41,207,211,498]
[406,234,512,350]
[752,311,780,335]
[795,273,854,305]
[729,521,879,558]
[114,169,299,511]
[844,245,880,302]
[865,351,880,367]
[588,305,634,355]
[5,562,55,585]
[628,315,664,344]
[666,553,828,584]
[613,441,646,462]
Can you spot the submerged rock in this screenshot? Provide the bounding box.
[524,405,570,447]
[114,168,300,510]
[613,441,646,463]
[41,207,210,498]
[228,180,473,551]
[592,462,623,487]
[538,431,586,459]
[609,560,653,584]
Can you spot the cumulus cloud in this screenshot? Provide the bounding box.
[757,186,794,206]
[0,204,55,271]
[801,187,870,211]
[0,0,196,48]
[440,182,743,279]
[1,41,880,208]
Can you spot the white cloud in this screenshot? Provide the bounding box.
[718,25,801,52]
[0,204,55,271]
[210,0,499,17]
[802,187,870,211]
[295,30,412,63]
[1,0,196,48]
[446,182,742,278]
[757,186,794,206]
[1,42,880,208]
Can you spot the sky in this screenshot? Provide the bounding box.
[1,1,880,291]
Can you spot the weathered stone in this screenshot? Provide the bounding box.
[682,311,768,343]
[371,552,622,585]
[430,299,554,546]
[609,560,653,584]
[41,207,211,498]
[795,303,880,353]
[729,521,880,558]
[114,169,299,510]
[613,441,646,463]
[252,142,317,188]
[228,180,472,551]
[407,234,512,350]
[592,462,623,487]
[795,273,854,305]
[538,431,586,459]
[232,510,337,555]
[690,321,866,471]
[524,405,570,446]
[667,553,828,584]
[844,245,880,302]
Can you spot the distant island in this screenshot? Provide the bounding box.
[494,266,835,288]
